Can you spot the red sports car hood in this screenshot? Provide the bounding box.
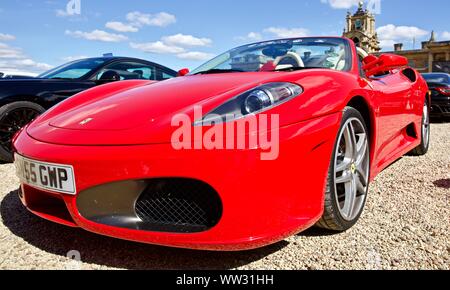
[48,76,247,131]
[28,72,296,145]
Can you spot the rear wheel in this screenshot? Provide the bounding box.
[409,99,430,156]
[316,107,370,231]
[0,101,45,162]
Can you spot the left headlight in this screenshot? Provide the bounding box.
[195,82,303,126]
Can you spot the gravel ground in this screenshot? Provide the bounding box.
[0,123,449,270]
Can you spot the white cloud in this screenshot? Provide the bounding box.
[378,39,396,50]
[61,55,89,62]
[55,8,88,22]
[105,21,138,33]
[235,28,309,43]
[131,33,213,60]
[126,11,176,27]
[161,34,212,47]
[55,9,81,18]
[0,70,38,77]
[376,24,429,49]
[103,11,176,34]
[235,32,263,42]
[65,29,128,42]
[264,27,309,38]
[0,42,52,76]
[377,25,429,41]
[13,59,52,71]
[55,9,70,17]
[0,33,16,41]
[0,43,24,59]
[441,31,450,40]
[130,41,185,54]
[321,0,361,9]
[176,51,214,61]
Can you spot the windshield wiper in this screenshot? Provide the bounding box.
[272,66,324,72]
[50,77,73,80]
[193,69,244,75]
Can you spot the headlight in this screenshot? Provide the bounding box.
[196,82,302,126]
[244,90,273,114]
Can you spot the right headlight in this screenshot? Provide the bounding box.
[195,82,303,126]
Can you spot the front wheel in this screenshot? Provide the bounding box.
[0,101,45,162]
[316,107,370,231]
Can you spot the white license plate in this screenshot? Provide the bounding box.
[14,154,76,195]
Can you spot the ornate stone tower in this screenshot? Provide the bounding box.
[343,1,380,53]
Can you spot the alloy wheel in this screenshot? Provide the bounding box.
[334,117,370,221]
[422,101,430,148]
[0,107,40,152]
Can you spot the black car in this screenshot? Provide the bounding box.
[1,75,36,79]
[422,73,450,118]
[0,56,177,162]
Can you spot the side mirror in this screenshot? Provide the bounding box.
[363,54,408,77]
[177,68,190,77]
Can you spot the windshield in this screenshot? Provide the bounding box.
[422,74,449,84]
[38,58,108,79]
[190,37,352,74]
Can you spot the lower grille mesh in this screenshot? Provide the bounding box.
[135,179,222,233]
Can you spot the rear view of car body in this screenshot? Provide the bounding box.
[423,73,450,117]
[429,84,450,117]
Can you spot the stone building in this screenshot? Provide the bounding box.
[385,32,450,73]
[343,1,450,73]
[343,1,381,54]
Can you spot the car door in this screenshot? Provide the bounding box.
[368,70,413,167]
[356,49,406,167]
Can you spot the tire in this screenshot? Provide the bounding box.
[0,101,45,162]
[409,99,430,156]
[316,107,370,231]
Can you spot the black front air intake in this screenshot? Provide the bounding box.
[135,179,222,233]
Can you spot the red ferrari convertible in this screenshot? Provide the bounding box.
[13,37,430,251]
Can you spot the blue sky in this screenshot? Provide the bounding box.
[0,0,449,75]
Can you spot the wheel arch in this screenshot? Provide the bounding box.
[0,94,48,109]
[346,95,377,173]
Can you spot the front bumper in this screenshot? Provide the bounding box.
[13,113,341,251]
